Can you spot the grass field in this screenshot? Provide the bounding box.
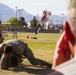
[0,32,61,75]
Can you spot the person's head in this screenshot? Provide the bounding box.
[66,0,76,38]
[4,45,13,54]
[1,45,19,69]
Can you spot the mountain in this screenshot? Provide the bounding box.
[50,15,67,24]
[0,3,33,22]
[0,3,67,23]
[0,3,15,21]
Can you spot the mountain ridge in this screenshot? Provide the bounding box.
[0,3,67,23]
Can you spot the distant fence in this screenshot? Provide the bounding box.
[2,27,61,33]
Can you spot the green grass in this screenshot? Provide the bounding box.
[0,32,61,75]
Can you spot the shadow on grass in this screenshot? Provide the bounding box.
[13,64,52,75]
[40,69,63,75]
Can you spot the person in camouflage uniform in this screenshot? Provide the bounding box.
[0,39,52,70]
[0,20,3,44]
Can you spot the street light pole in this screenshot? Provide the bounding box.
[15,7,18,19]
[51,20,53,25]
[17,9,22,19]
[21,8,24,17]
[61,14,65,30]
[36,14,39,20]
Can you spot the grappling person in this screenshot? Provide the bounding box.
[0,39,52,70]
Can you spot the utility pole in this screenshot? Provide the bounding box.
[36,14,39,20]
[15,7,18,19]
[61,14,65,30]
[17,9,22,19]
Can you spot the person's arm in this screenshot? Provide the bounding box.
[52,48,65,69]
[0,21,2,34]
[52,31,70,69]
[0,21,3,43]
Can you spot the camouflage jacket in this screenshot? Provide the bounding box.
[0,39,27,58]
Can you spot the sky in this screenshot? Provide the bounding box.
[0,0,67,16]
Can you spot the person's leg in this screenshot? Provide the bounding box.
[16,34,18,39]
[12,34,14,39]
[35,24,41,34]
[23,44,52,68]
[0,37,4,44]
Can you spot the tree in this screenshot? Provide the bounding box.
[19,17,27,27]
[30,16,38,27]
[7,17,20,27]
[7,17,27,28]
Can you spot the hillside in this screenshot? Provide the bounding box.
[0,3,67,23]
[0,3,33,22]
